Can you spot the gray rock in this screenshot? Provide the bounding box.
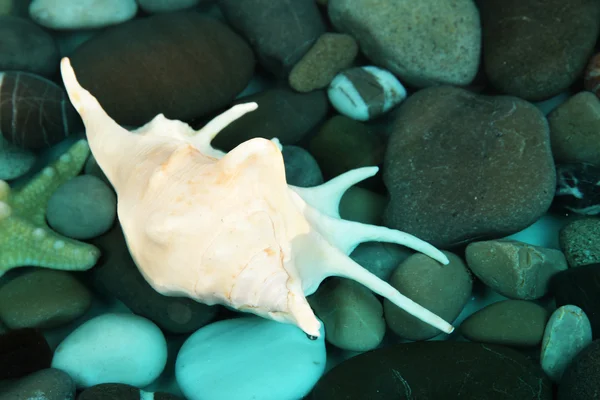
[548,92,600,165]
[384,251,472,341]
[479,0,600,101]
[219,0,326,77]
[0,269,92,329]
[465,239,568,300]
[459,300,549,347]
[282,145,323,187]
[46,175,117,240]
[0,16,58,76]
[308,278,386,351]
[559,217,600,268]
[328,0,481,87]
[350,242,412,282]
[211,87,329,152]
[289,33,359,92]
[383,86,556,248]
[541,305,592,382]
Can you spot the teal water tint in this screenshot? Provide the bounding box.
[1,0,600,399]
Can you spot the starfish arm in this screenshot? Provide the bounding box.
[11,139,90,226]
[0,215,100,277]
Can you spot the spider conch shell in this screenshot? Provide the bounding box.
[60,57,454,338]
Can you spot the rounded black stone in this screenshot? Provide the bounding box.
[0,328,52,379]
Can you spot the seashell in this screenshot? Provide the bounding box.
[59,57,454,338]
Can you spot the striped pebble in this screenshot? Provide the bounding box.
[327,66,406,121]
[0,71,76,150]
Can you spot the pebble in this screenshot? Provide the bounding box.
[0,0,11,15]
[281,145,324,187]
[51,313,168,389]
[308,278,386,351]
[309,115,384,182]
[384,251,472,341]
[0,269,92,329]
[328,66,407,121]
[137,0,203,14]
[349,242,412,282]
[0,328,52,379]
[88,223,218,334]
[339,186,387,225]
[310,341,552,399]
[289,33,359,93]
[29,0,138,30]
[84,154,111,188]
[541,305,592,382]
[550,263,600,340]
[78,382,184,400]
[46,175,117,240]
[69,12,255,126]
[218,0,326,77]
[479,0,600,101]
[558,339,600,399]
[0,134,36,180]
[459,300,549,347]
[211,87,328,152]
[328,0,481,87]
[176,316,326,400]
[0,72,78,150]
[554,163,600,216]
[0,16,58,77]
[547,92,600,164]
[559,217,600,267]
[383,86,556,248]
[465,239,568,300]
[0,368,75,400]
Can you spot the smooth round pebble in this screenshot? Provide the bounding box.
[29,0,138,30]
[328,66,406,121]
[176,316,326,400]
[0,16,59,76]
[384,251,473,341]
[459,300,549,347]
[51,313,167,389]
[308,278,385,351]
[0,269,92,329]
[46,175,117,240]
[541,305,592,382]
[282,145,323,187]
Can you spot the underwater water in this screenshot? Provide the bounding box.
[1,0,600,399]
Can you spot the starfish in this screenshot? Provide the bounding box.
[0,139,101,277]
[60,57,454,338]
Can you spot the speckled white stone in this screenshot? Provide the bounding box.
[176,316,326,400]
[51,313,167,389]
[29,0,138,30]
